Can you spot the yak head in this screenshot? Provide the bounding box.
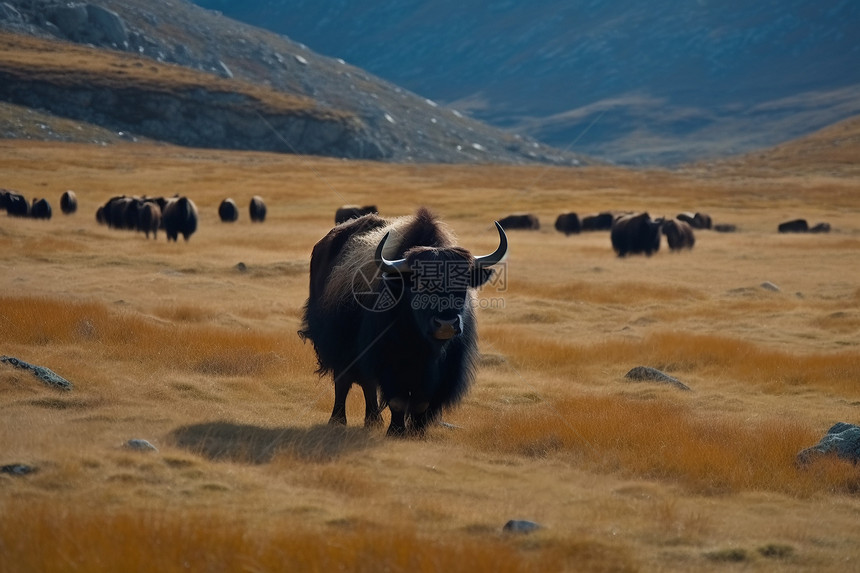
[374,222,507,343]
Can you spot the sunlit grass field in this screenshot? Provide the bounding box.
[1,139,859,572]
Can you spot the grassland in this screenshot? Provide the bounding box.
[0,138,859,572]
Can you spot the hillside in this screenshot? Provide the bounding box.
[193,0,860,165]
[0,0,589,165]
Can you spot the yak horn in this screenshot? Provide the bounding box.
[474,221,508,268]
[375,232,410,274]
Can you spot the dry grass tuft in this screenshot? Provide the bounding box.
[462,394,860,496]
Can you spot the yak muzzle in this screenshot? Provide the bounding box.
[431,316,462,340]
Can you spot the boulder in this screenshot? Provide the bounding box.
[624,366,691,391]
[797,422,860,465]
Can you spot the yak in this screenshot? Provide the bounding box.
[249,196,267,222]
[162,196,198,241]
[498,213,539,230]
[611,212,661,257]
[30,198,52,220]
[778,219,808,233]
[335,204,379,225]
[219,198,239,222]
[661,218,695,251]
[299,207,507,437]
[581,212,615,231]
[60,190,78,214]
[677,212,713,230]
[138,201,162,239]
[554,212,581,236]
[2,190,29,217]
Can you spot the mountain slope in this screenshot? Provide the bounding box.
[0,0,589,165]
[192,0,860,165]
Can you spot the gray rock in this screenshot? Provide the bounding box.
[0,3,23,22]
[797,422,860,465]
[49,3,89,37]
[1,464,37,476]
[760,281,780,292]
[124,439,158,452]
[503,520,542,533]
[624,366,691,391]
[0,355,73,390]
[86,5,128,46]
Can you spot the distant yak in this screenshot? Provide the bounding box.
[1,189,30,217]
[30,198,52,220]
[163,196,199,241]
[778,219,808,233]
[580,212,615,231]
[335,204,378,225]
[677,212,713,230]
[60,190,78,214]
[219,198,239,222]
[611,212,661,257]
[249,196,267,222]
[661,218,695,251]
[138,202,162,239]
[498,213,540,230]
[554,212,581,235]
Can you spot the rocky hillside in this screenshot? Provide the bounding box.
[0,0,589,165]
[193,0,860,165]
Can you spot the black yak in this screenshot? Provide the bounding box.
[162,196,198,241]
[778,219,809,233]
[661,218,695,251]
[677,212,713,230]
[335,204,379,225]
[60,190,78,214]
[581,212,615,231]
[498,213,539,230]
[299,207,507,437]
[138,201,162,239]
[249,196,267,222]
[219,198,239,222]
[554,212,581,235]
[611,212,661,257]
[30,198,52,220]
[2,190,29,217]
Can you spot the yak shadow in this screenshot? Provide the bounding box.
[168,422,379,464]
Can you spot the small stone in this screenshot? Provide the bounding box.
[503,520,542,533]
[235,262,247,272]
[1,464,37,476]
[760,281,780,292]
[624,366,691,391]
[124,439,158,452]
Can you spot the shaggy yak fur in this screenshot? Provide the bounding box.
[299,207,506,436]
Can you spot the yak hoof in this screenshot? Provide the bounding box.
[328,415,347,426]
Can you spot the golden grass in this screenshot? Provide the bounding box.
[461,394,859,496]
[2,139,860,571]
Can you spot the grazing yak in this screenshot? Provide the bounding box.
[60,190,77,214]
[581,212,615,231]
[249,196,267,222]
[219,198,239,222]
[335,204,379,225]
[498,213,540,230]
[611,212,661,257]
[677,212,713,230]
[299,207,507,436]
[162,196,198,241]
[30,198,52,220]
[661,218,695,251]
[2,189,29,217]
[138,201,161,239]
[778,219,808,233]
[554,212,581,235]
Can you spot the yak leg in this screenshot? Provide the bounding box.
[360,381,382,427]
[329,371,351,425]
[386,397,408,437]
[408,401,432,437]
